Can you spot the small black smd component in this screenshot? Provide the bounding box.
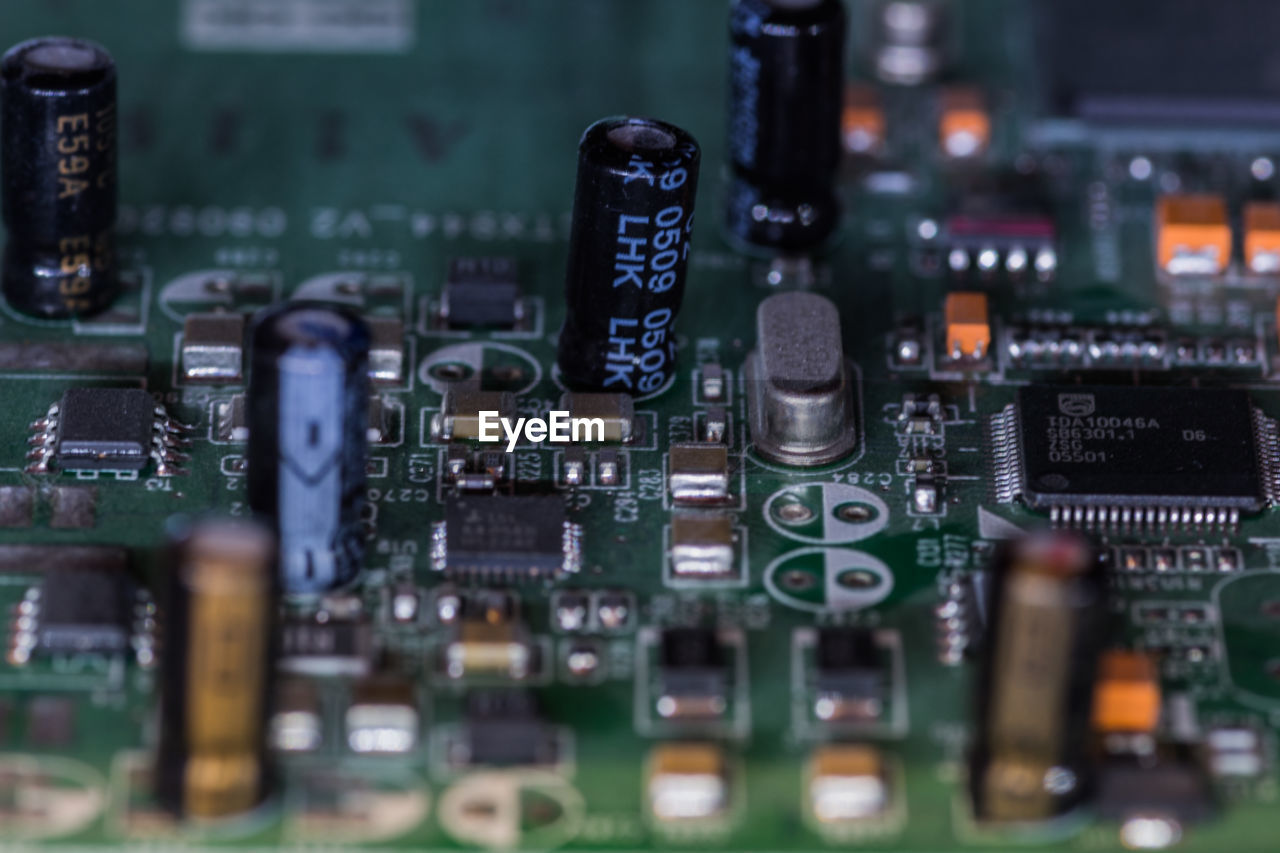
[30,564,134,655]
[657,627,728,720]
[990,385,1277,528]
[459,689,558,767]
[279,619,375,678]
[439,495,577,578]
[814,627,884,709]
[441,257,522,329]
[1096,744,1214,824]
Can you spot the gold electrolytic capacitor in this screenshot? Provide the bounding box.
[971,533,1107,824]
[157,517,277,819]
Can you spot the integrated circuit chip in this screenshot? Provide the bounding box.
[26,564,135,656]
[1035,0,1280,125]
[991,385,1276,528]
[28,387,186,475]
[435,495,579,577]
[55,388,156,470]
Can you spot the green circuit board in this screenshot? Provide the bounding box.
[2,1,1280,851]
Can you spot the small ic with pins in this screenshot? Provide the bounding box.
[27,388,189,476]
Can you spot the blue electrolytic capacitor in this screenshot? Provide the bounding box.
[247,301,370,595]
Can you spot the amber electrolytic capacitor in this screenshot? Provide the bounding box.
[156,518,278,819]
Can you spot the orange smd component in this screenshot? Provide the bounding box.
[1244,201,1280,274]
[944,291,990,359]
[1155,194,1231,275]
[939,88,989,159]
[1092,650,1161,734]
[842,84,885,155]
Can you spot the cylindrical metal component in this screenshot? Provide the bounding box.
[157,517,277,819]
[1,37,118,318]
[248,302,370,595]
[725,0,846,252]
[745,292,857,466]
[557,116,701,396]
[872,0,948,86]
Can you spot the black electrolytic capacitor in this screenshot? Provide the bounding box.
[557,116,700,396]
[248,302,370,596]
[725,0,846,252]
[1,37,118,318]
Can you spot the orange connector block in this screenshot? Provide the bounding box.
[842,84,885,156]
[1244,201,1280,274]
[944,291,990,360]
[1092,650,1160,734]
[939,88,989,159]
[1155,194,1231,275]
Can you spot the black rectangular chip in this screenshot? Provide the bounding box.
[37,565,134,654]
[445,495,567,576]
[1012,385,1264,511]
[462,689,559,767]
[54,387,156,471]
[442,257,521,328]
[1035,0,1280,125]
[279,620,374,677]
